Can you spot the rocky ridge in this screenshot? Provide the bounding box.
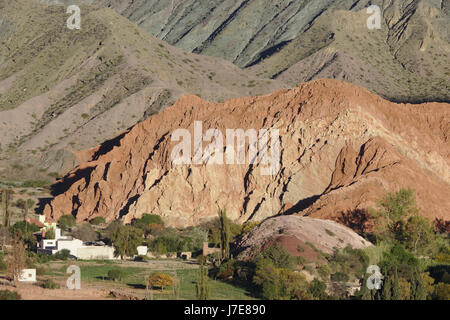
[43,79,450,227]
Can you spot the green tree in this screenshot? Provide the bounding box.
[45,227,55,240]
[307,278,329,300]
[404,215,435,255]
[371,188,419,243]
[431,283,450,300]
[111,225,143,259]
[257,244,297,270]
[15,199,35,228]
[218,207,230,261]
[381,272,392,300]
[58,215,76,231]
[132,214,163,228]
[108,269,125,281]
[90,217,106,226]
[410,270,417,300]
[392,268,401,300]
[415,274,427,300]
[1,189,13,227]
[359,273,372,300]
[196,264,210,300]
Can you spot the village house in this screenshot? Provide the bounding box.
[37,229,116,260]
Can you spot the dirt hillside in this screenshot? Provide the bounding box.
[43,79,450,226]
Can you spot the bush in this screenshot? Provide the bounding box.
[307,278,329,300]
[10,221,41,235]
[133,214,164,228]
[149,229,184,254]
[45,227,55,240]
[36,266,48,276]
[331,272,350,282]
[90,217,106,225]
[431,282,450,300]
[42,279,60,289]
[241,221,259,234]
[257,244,297,270]
[108,269,125,282]
[58,215,76,231]
[253,264,311,300]
[147,272,173,290]
[0,290,21,300]
[54,249,71,260]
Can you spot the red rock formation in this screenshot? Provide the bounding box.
[44,79,450,227]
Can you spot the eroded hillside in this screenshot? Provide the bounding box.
[0,0,285,179]
[43,79,450,227]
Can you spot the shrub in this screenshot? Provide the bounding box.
[133,214,164,228]
[58,215,76,231]
[147,272,173,290]
[108,269,125,282]
[257,244,297,270]
[216,259,236,279]
[149,229,184,254]
[42,279,60,289]
[253,264,311,300]
[90,217,106,225]
[317,264,331,279]
[432,283,450,300]
[54,249,70,261]
[308,278,329,300]
[45,227,55,240]
[0,290,21,300]
[241,221,259,234]
[10,221,40,235]
[331,272,350,282]
[36,266,48,276]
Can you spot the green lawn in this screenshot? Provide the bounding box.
[43,261,255,300]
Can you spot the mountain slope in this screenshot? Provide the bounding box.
[0,0,285,178]
[97,0,450,102]
[43,79,450,227]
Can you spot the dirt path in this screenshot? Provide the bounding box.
[1,283,111,300]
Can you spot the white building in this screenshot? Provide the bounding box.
[137,246,148,256]
[38,227,115,260]
[19,269,36,282]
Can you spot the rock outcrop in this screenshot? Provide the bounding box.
[43,79,450,227]
[235,215,373,262]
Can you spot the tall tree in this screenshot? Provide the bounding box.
[381,272,392,300]
[371,188,418,242]
[15,199,35,234]
[218,207,230,261]
[195,264,210,300]
[1,189,13,227]
[359,273,372,300]
[410,271,417,300]
[111,224,143,259]
[414,271,427,300]
[392,267,401,300]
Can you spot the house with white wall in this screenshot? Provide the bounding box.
[38,227,115,260]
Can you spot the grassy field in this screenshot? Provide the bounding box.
[42,259,255,300]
